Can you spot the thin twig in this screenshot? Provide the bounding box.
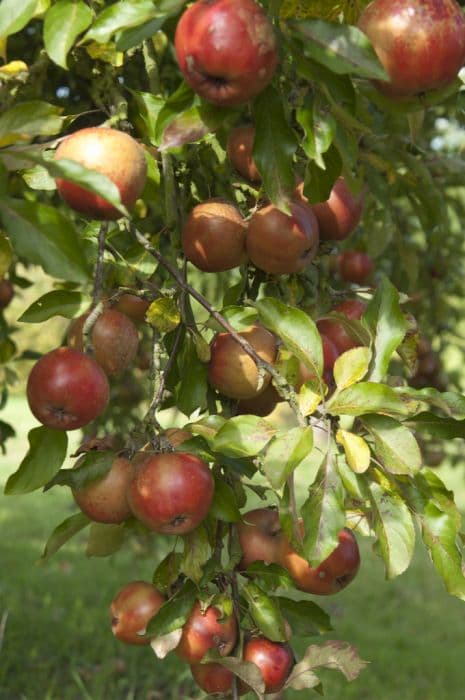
[142,40,160,95]
[0,610,9,654]
[92,222,108,306]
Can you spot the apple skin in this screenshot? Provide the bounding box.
[0,279,13,310]
[26,347,109,430]
[182,200,248,272]
[114,294,150,324]
[246,202,320,275]
[297,178,363,241]
[237,507,283,569]
[128,452,214,535]
[280,527,360,595]
[110,581,165,646]
[243,637,294,694]
[338,250,374,284]
[54,127,147,220]
[208,325,278,400]
[190,662,238,695]
[177,601,238,663]
[296,334,340,389]
[226,125,261,183]
[68,308,139,376]
[236,383,281,417]
[358,0,465,97]
[317,299,366,355]
[72,455,133,524]
[174,0,278,106]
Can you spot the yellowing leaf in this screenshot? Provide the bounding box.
[85,41,123,67]
[280,0,368,23]
[336,429,371,473]
[333,346,371,391]
[0,60,28,78]
[298,383,322,416]
[146,297,180,333]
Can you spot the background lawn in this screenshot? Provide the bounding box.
[2,396,465,700]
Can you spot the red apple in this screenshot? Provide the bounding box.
[128,452,214,534]
[0,279,13,310]
[236,383,281,417]
[110,581,165,645]
[358,0,465,97]
[72,455,133,523]
[243,637,294,694]
[246,202,320,275]
[237,507,283,569]
[226,125,261,183]
[208,325,278,400]
[297,178,364,241]
[280,527,360,595]
[177,601,238,663]
[54,127,147,220]
[26,347,109,430]
[317,299,366,355]
[114,294,150,324]
[338,250,374,284]
[174,0,278,106]
[190,662,237,695]
[182,200,248,272]
[67,308,139,376]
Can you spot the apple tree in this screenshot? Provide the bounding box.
[3,0,465,696]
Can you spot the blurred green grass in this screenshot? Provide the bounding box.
[2,397,465,699]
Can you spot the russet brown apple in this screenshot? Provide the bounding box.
[246,201,320,275]
[177,601,238,663]
[128,452,214,535]
[0,279,13,310]
[317,299,366,355]
[358,0,465,97]
[26,347,109,430]
[54,127,147,220]
[296,178,364,241]
[243,637,294,694]
[174,0,278,106]
[208,325,278,400]
[181,200,248,272]
[226,125,261,183]
[113,294,150,324]
[72,455,133,524]
[110,581,165,645]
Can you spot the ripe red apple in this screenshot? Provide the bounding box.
[246,202,320,275]
[358,0,465,97]
[296,334,340,389]
[236,383,281,417]
[296,178,364,241]
[174,0,278,106]
[72,455,133,523]
[226,125,261,183]
[280,527,360,595]
[243,637,294,694]
[26,347,109,430]
[190,662,238,695]
[237,507,283,569]
[181,201,248,272]
[0,279,13,310]
[128,452,214,534]
[54,127,147,220]
[338,250,374,284]
[68,308,139,376]
[113,294,150,324]
[208,325,278,400]
[317,299,366,355]
[177,601,238,663]
[110,581,165,645]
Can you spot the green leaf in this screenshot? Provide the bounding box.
[242,582,288,642]
[333,347,371,392]
[209,479,241,523]
[397,387,465,420]
[363,278,408,382]
[410,412,465,440]
[41,512,90,561]
[211,657,265,699]
[0,101,63,147]
[44,0,92,69]
[18,290,88,323]
[154,82,195,145]
[5,427,68,495]
[0,0,38,40]
[86,522,125,557]
[363,414,421,475]
[0,232,13,277]
[212,416,276,458]
[253,86,298,210]
[256,298,323,379]
[175,335,209,416]
[301,445,346,566]
[368,481,415,579]
[327,382,415,418]
[262,426,313,489]
[146,297,180,333]
[145,580,197,637]
[44,451,115,491]
[129,91,164,144]
[244,562,296,591]
[336,429,370,474]
[289,18,388,80]
[153,552,183,595]
[84,0,158,44]
[160,103,230,151]
[181,526,211,583]
[296,93,336,169]
[420,502,465,601]
[286,640,369,691]
[276,596,332,636]
[0,198,90,282]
